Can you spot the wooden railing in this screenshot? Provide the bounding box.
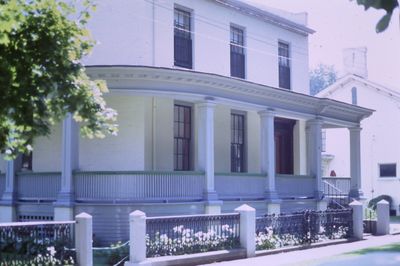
[215,173,265,200]
[17,172,61,202]
[322,177,351,194]
[74,171,205,203]
[276,174,315,199]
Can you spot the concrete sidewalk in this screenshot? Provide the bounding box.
[201,234,400,266]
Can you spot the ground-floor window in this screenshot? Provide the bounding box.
[379,163,396,178]
[231,113,245,172]
[275,118,296,175]
[174,104,191,171]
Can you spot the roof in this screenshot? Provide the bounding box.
[316,73,400,102]
[213,0,315,36]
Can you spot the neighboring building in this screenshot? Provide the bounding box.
[0,1,372,244]
[318,47,400,214]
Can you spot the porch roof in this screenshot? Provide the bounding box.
[86,65,374,127]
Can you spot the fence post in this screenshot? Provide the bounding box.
[75,212,93,266]
[125,210,148,266]
[349,200,363,240]
[235,204,256,258]
[376,199,390,235]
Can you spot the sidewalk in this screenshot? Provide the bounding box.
[201,234,400,266]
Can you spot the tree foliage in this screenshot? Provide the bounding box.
[309,64,338,96]
[0,0,117,159]
[353,0,399,33]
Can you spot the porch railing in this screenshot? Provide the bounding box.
[17,172,61,202]
[74,171,205,203]
[215,173,265,200]
[276,175,315,199]
[322,177,351,194]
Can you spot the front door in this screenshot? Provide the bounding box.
[275,118,296,174]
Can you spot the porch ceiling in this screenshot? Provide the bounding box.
[86,65,374,127]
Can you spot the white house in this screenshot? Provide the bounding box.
[0,1,373,244]
[317,47,400,214]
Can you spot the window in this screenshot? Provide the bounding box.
[352,87,357,105]
[230,26,245,79]
[174,8,192,69]
[174,104,192,171]
[379,163,396,177]
[231,113,245,172]
[21,152,32,170]
[278,42,291,90]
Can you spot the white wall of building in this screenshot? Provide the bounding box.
[86,0,310,95]
[322,78,400,211]
[33,124,62,172]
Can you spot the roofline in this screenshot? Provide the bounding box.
[85,65,374,124]
[213,0,315,35]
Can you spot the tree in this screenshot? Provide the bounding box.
[353,0,399,33]
[309,64,338,96]
[0,0,117,159]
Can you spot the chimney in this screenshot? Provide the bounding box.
[343,47,368,79]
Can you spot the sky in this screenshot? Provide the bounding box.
[250,0,400,88]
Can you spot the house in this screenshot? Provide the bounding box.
[317,47,399,214]
[0,1,373,244]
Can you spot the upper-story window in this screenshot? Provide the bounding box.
[230,26,245,79]
[174,8,192,69]
[231,113,246,172]
[278,41,291,90]
[352,87,357,105]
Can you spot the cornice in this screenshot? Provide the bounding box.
[86,65,373,125]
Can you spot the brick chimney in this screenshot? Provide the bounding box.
[343,47,368,79]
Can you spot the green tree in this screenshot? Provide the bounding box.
[353,0,399,33]
[0,0,117,159]
[309,64,338,96]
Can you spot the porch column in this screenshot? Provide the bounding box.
[0,156,22,222]
[55,113,79,220]
[349,126,363,199]
[259,109,280,213]
[197,101,220,214]
[306,118,323,200]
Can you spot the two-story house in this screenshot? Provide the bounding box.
[0,0,372,244]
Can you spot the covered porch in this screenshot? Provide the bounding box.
[0,66,373,224]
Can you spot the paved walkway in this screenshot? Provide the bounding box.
[201,234,400,266]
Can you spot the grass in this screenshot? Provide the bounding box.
[346,243,400,255]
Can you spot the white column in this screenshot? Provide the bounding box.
[197,101,217,201]
[306,119,323,199]
[258,109,279,200]
[349,126,363,199]
[125,210,148,266]
[235,204,256,258]
[376,199,390,235]
[75,212,93,266]
[349,200,363,240]
[55,113,79,220]
[0,156,22,222]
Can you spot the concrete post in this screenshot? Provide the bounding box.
[0,156,22,222]
[125,210,148,266]
[376,199,390,235]
[235,204,256,258]
[349,127,363,199]
[75,212,93,266]
[55,113,79,221]
[349,200,363,240]
[306,118,324,200]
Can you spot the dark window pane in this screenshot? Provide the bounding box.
[278,42,291,90]
[231,113,245,172]
[380,164,396,177]
[174,105,191,171]
[230,26,245,79]
[21,152,32,170]
[174,8,192,68]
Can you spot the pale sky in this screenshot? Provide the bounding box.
[250,0,400,88]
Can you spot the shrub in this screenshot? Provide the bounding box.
[368,195,393,210]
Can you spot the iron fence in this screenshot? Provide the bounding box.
[146,213,240,257]
[256,208,352,250]
[0,221,75,263]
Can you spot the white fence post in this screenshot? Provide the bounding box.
[75,212,93,266]
[376,199,390,235]
[349,200,363,240]
[125,210,148,266]
[235,204,256,258]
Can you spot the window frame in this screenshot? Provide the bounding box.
[174,7,193,69]
[378,163,397,178]
[278,40,291,90]
[173,103,193,171]
[230,111,246,173]
[230,25,246,79]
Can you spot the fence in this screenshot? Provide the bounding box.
[0,221,75,264]
[255,208,353,249]
[146,213,241,257]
